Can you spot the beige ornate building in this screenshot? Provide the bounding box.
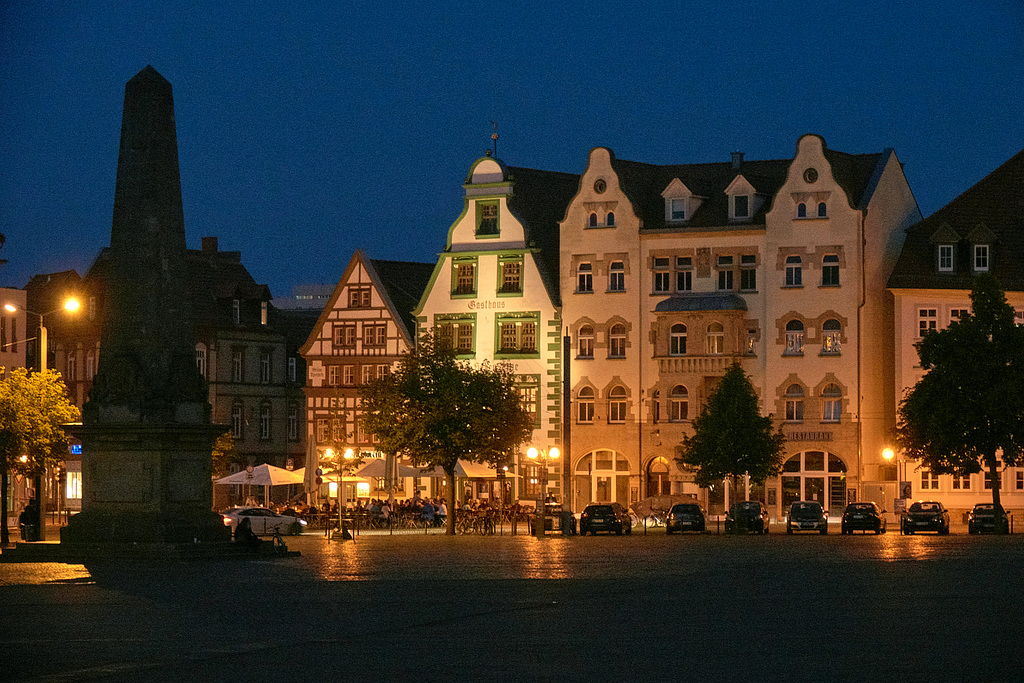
[560,135,920,516]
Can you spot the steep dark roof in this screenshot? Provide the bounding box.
[888,148,1024,291]
[370,258,435,338]
[505,166,581,305]
[611,150,884,231]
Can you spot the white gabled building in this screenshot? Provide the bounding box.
[414,153,580,506]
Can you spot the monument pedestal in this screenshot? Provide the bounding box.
[62,422,231,545]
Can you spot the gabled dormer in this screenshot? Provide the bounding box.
[724,175,761,222]
[928,223,961,273]
[661,178,704,224]
[457,153,515,243]
[965,223,997,273]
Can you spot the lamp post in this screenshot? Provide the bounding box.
[5,298,80,373]
[527,446,559,537]
[4,298,80,542]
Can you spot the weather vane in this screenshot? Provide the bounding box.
[490,121,499,158]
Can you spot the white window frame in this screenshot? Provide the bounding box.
[938,244,953,272]
[974,244,989,272]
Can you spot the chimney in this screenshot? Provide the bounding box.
[731,151,744,170]
[202,236,218,254]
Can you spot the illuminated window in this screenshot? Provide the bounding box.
[706,323,724,355]
[822,319,842,355]
[785,320,805,355]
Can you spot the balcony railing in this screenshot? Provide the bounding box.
[658,355,734,375]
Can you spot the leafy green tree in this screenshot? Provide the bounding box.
[0,368,80,545]
[210,432,241,479]
[677,363,785,494]
[360,332,533,535]
[897,275,1024,519]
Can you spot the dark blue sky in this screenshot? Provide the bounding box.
[2,2,1022,296]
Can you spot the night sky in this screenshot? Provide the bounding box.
[2,2,1022,297]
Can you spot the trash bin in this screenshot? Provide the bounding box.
[19,524,39,542]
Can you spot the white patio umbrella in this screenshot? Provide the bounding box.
[215,463,305,486]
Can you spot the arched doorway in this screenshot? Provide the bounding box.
[574,450,631,511]
[646,458,671,496]
[780,451,848,514]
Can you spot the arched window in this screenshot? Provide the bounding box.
[817,202,827,218]
[822,254,840,286]
[669,385,688,422]
[577,325,594,358]
[606,212,615,226]
[822,319,842,355]
[577,262,593,292]
[785,384,805,422]
[669,323,687,356]
[608,386,627,423]
[821,383,842,422]
[609,261,625,292]
[797,202,807,218]
[589,213,598,227]
[647,458,671,496]
[785,320,805,355]
[577,386,595,423]
[706,322,724,355]
[609,324,626,358]
[786,256,802,286]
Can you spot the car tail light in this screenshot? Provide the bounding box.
[222,516,232,526]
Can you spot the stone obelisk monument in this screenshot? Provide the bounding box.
[62,66,229,546]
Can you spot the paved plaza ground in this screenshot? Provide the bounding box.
[2,528,1022,682]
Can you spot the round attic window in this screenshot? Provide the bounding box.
[594,178,607,194]
[803,168,818,183]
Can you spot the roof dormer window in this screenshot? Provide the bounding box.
[938,244,953,272]
[974,244,990,272]
[662,179,700,224]
[670,198,685,221]
[733,195,749,220]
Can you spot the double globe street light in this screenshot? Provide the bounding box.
[527,446,559,537]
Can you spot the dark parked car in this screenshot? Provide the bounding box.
[901,501,950,535]
[725,501,770,534]
[666,503,706,534]
[580,502,632,535]
[968,503,1010,534]
[787,501,828,534]
[841,501,887,534]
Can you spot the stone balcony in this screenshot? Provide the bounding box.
[657,354,748,375]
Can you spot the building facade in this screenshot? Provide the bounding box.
[889,148,1024,515]
[300,250,433,504]
[559,135,921,516]
[414,154,580,506]
[34,237,312,506]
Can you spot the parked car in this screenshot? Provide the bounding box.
[579,502,632,535]
[666,502,706,534]
[221,506,307,535]
[967,503,1010,534]
[841,501,887,534]
[901,501,950,535]
[787,501,828,534]
[725,501,770,534]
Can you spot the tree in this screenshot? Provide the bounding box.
[210,432,240,479]
[897,275,1024,520]
[676,363,786,494]
[0,368,80,545]
[360,333,534,535]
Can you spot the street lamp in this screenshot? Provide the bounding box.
[5,298,80,372]
[527,446,559,537]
